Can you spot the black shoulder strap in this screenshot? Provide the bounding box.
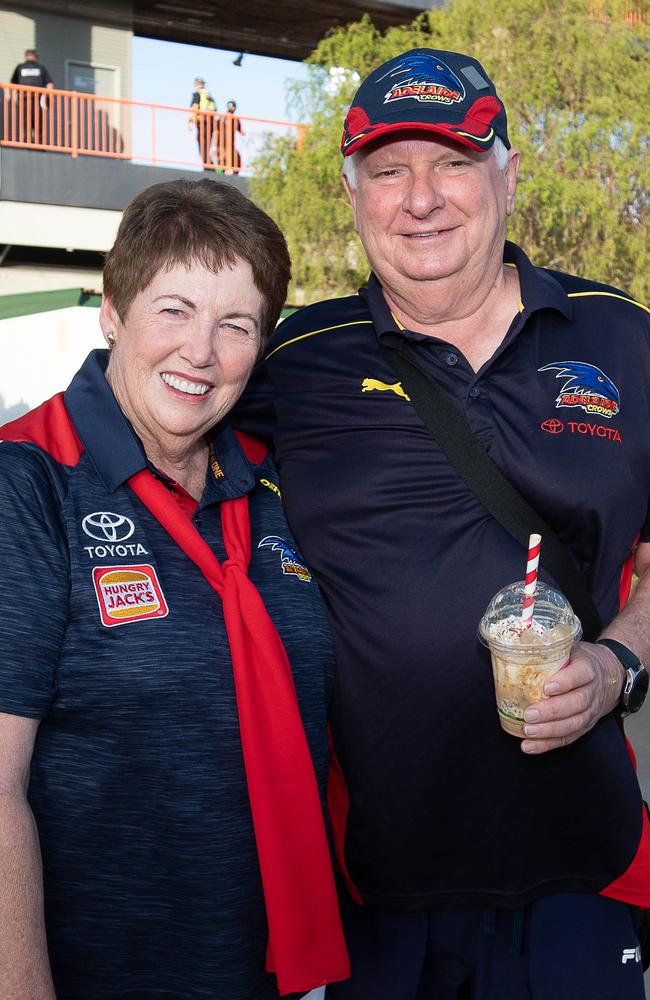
[384,346,602,640]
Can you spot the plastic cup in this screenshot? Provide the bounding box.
[478,581,582,737]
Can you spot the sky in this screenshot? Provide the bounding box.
[131,36,312,171]
[132,36,311,124]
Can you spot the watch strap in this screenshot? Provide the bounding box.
[595,637,642,671]
[596,637,648,715]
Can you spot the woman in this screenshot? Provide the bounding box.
[0,179,348,1000]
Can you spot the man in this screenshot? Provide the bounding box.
[10,48,54,144]
[188,76,217,169]
[235,48,650,998]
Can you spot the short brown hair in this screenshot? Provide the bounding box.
[103,179,291,342]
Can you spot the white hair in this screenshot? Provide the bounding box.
[342,134,510,190]
[341,152,358,190]
[492,135,509,170]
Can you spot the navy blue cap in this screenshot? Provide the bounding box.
[341,48,509,156]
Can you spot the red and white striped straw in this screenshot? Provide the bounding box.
[522,533,542,628]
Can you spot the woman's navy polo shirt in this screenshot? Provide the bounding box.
[235,241,650,910]
[0,351,335,1000]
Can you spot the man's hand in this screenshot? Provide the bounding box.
[521,540,650,754]
[520,642,624,754]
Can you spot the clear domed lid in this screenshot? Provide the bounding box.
[479,580,582,649]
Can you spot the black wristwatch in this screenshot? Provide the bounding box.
[596,638,649,715]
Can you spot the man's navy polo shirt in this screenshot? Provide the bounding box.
[234,242,650,910]
[0,351,335,1000]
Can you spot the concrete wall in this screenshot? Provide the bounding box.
[0,7,35,87]
[0,2,132,100]
[0,305,105,421]
[89,19,132,101]
[0,147,248,252]
[0,147,248,211]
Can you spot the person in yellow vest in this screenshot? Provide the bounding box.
[188,77,217,169]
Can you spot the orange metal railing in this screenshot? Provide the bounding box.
[588,1,649,24]
[622,8,649,25]
[0,83,307,174]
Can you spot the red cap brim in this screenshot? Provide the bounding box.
[341,119,497,157]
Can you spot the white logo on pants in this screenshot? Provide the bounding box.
[621,946,641,964]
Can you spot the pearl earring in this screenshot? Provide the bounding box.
[106,331,116,346]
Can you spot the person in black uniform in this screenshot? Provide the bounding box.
[235,47,650,1000]
[224,99,244,173]
[10,48,54,144]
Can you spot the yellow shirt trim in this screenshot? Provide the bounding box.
[504,267,647,315]
[567,291,649,315]
[265,319,374,360]
[266,290,647,362]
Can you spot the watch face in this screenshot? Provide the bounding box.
[628,668,650,714]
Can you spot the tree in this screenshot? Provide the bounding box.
[251,0,649,303]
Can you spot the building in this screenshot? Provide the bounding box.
[0,0,430,293]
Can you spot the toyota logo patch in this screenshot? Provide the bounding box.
[82,511,136,542]
[540,418,564,435]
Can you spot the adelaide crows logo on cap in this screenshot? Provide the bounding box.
[340,48,509,155]
[378,53,465,107]
[539,361,620,419]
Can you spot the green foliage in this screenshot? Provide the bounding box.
[251,1,649,303]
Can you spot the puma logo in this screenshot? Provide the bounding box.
[361,378,411,402]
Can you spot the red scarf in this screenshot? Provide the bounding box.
[128,461,349,995]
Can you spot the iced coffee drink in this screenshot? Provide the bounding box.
[479,581,582,737]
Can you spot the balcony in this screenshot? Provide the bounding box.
[1,81,305,173]
[0,82,305,256]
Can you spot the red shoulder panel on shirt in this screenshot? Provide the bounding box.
[0,393,84,465]
[327,728,364,907]
[235,430,268,465]
[619,535,639,611]
[600,799,650,908]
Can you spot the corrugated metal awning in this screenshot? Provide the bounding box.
[133,0,432,61]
